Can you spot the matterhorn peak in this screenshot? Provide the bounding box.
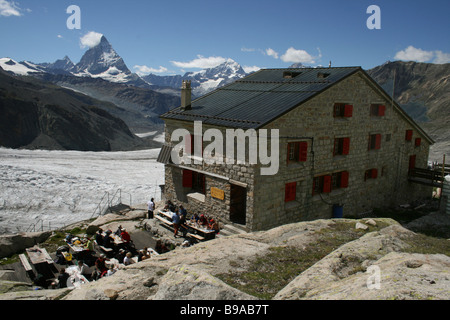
[73,34,132,82]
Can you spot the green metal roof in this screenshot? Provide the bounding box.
[161,67,362,129]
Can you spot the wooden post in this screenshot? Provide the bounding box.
[439,154,446,209]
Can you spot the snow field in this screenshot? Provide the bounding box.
[0,148,164,234]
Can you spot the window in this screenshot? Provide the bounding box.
[415,138,422,147]
[405,130,413,141]
[334,137,350,156]
[368,134,382,150]
[182,170,206,194]
[317,72,330,79]
[313,171,349,195]
[185,134,203,156]
[370,104,386,117]
[283,71,301,79]
[285,182,297,202]
[334,103,353,118]
[409,155,416,172]
[364,168,378,181]
[287,141,308,164]
[332,171,349,189]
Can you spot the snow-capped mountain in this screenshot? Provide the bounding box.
[0,58,47,75]
[143,58,248,97]
[40,56,75,73]
[1,35,149,87]
[72,35,133,83]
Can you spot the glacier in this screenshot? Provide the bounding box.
[0,143,165,235]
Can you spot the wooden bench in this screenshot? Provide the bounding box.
[187,233,205,241]
[155,215,174,227]
[99,246,113,253]
[19,254,33,272]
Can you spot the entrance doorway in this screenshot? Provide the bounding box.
[230,184,246,225]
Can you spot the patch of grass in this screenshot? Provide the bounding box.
[402,232,450,256]
[217,220,387,299]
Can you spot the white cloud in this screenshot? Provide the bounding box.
[280,47,316,64]
[394,46,434,62]
[394,46,450,64]
[241,47,256,52]
[133,65,168,76]
[243,65,261,73]
[171,55,227,69]
[0,0,22,17]
[80,31,104,49]
[433,50,450,64]
[266,48,279,59]
[57,34,63,39]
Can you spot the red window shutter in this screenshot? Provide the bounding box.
[371,169,378,179]
[409,155,416,171]
[340,171,349,188]
[344,104,353,117]
[185,134,192,155]
[299,142,308,162]
[182,170,193,188]
[405,130,413,141]
[342,138,350,155]
[285,182,296,202]
[415,138,422,147]
[378,105,386,116]
[323,175,332,193]
[375,134,382,149]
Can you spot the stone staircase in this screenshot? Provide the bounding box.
[216,223,249,238]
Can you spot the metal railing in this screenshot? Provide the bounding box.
[24,188,133,233]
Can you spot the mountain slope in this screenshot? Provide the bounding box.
[0,67,146,151]
[143,59,247,97]
[367,61,450,160]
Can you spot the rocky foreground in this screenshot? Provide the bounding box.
[0,213,449,300]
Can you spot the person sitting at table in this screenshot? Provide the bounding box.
[199,214,208,226]
[190,212,200,224]
[106,264,117,277]
[94,254,109,279]
[138,249,150,262]
[172,210,181,237]
[114,225,123,236]
[95,229,104,246]
[164,200,176,212]
[123,252,135,266]
[76,260,91,281]
[55,268,70,289]
[120,228,131,243]
[103,230,115,249]
[114,248,126,263]
[209,218,220,234]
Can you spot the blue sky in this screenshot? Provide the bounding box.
[1,0,449,75]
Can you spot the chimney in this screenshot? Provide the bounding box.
[181,80,192,111]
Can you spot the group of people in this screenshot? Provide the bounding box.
[94,226,135,254]
[162,200,220,238]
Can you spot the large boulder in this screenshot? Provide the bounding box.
[0,231,51,259]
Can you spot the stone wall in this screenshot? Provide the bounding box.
[162,120,256,228]
[255,72,432,230]
[161,71,432,231]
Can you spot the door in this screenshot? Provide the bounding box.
[230,184,247,225]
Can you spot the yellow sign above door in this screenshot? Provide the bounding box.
[211,187,225,200]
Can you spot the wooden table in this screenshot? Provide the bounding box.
[185,222,216,240]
